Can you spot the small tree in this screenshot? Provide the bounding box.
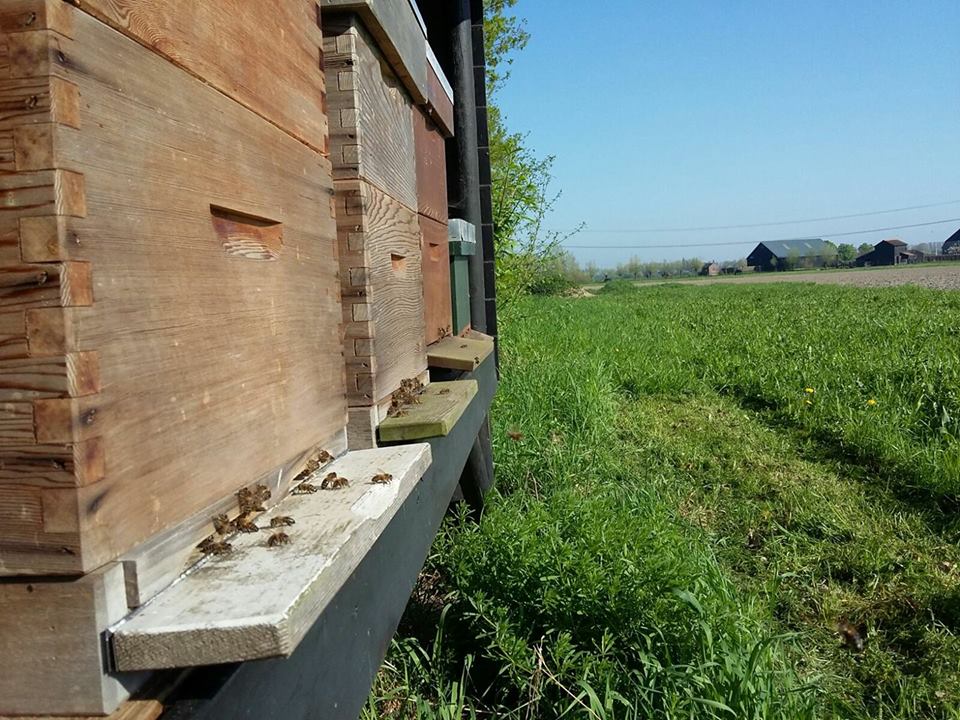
[858,242,874,255]
[837,243,857,263]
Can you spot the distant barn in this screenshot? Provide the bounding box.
[746,238,831,271]
[944,228,960,255]
[855,238,913,267]
[699,261,720,276]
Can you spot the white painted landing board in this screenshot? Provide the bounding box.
[110,444,432,671]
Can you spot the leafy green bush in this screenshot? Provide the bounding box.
[596,279,639,295]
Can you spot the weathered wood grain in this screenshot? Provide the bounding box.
[121,428,348,609]
[420,213,453,346]
[324,14,418,211]
[414,108,448,225]
[0,563,144,716]
[378,380,477,441]
[320,0,428,104]
[335,178,426,406]
[112,444,433,671]
[0,6,346,575]
[75,0,328,154]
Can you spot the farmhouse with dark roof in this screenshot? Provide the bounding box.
[746,238,832,271]
[855,238,914,267]
[944,228,960,255]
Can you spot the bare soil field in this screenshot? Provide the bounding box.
[580,263,960,292]
[695,263,960,290]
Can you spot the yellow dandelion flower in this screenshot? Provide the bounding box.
[867,399,877,406]
[804,387,815,394]
[805,399,813,406]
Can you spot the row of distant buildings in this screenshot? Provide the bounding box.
[700,227,960,274]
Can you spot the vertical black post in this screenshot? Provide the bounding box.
[448,0,486,333]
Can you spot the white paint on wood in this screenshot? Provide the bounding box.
[111,444,432,671]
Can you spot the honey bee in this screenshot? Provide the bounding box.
[267,531,291,547]
[270,515,295,527]
[212,513,235,535]
[237,485,270,514]
[321,472,349,490]
[236,514,260,533]
[438,389,451,395]
[316,449,334,465]
[836,620,867,652]
[371,472,393,484]
[292,483,319,495]
[198,535,232,555]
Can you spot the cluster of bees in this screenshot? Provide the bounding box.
[387,376,425,418]
[197,448,395,558]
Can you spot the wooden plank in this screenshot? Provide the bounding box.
[0,563,145,716]
[324,14,418,211]
[0,351,98,399]
[76,0,328,155]
[378,380,476,441]
[111,444,433,671]
[335,178,426,406]
[414,108,448,225]
[426,335,495,371]
[0,6,347,575]
[0,439,103,488]
[320,0,428,104]
[420,214,453,346]
[121,429,348,609]
[0,309,28,358]
[425,46,455,138]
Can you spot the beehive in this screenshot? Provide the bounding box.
[324,13,428,407]
[415,108,453,345]
[0,1,345,576]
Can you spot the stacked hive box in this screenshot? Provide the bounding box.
[0,1,343,714]
[416,49,455,345]
[324,12,428,447]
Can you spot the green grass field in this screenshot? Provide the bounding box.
[365,282,960,719]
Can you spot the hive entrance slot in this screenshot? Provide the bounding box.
[211,206,283,260]
[391,253,407,271]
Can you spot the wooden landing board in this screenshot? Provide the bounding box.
[378,380,476,442]
[76,0,329,154]
[111,444,433,671]
[427,336,495,371]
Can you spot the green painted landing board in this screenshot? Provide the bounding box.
[378,380,478,442]
[426,336,495,371]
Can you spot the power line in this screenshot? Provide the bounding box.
[561,217,960,250]
[552,199,960,234]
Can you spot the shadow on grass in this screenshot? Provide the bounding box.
[730,393,960,539]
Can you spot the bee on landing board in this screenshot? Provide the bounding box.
[267,531,291,547]
[292,483,319,495]
[198,535,232,556]
[270,516,295,527]
[371,472,393,484]
[321,472,349,490]
[212,513,235,535]
[235,514,260,533]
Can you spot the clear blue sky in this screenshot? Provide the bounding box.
[494,1,960,268]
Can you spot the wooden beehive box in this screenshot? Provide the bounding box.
[415,108,453,345]
[324,13,427,409]
[0,1,345,576]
